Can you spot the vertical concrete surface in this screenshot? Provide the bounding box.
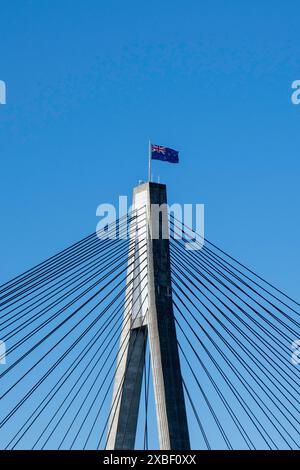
[106,182,190,450]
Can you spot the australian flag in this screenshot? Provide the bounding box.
[151,144,179,164]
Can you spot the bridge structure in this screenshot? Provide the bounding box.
[0,182,300,450]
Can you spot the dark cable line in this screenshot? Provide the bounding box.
[34,276,147,450]
[82,303,149,450]
[170,247,299,383]
[101,312,148,451]
[169,214,300,309]
[1,278,130,429]
[0,237,130,329]
[2,234,143,348]
[89,290,150,450]
[1,242,147,364]
[56,288,148,450]
[170,241,300,389]
[0,207,145,296]
[81,306,147,449]
[1,233,142,335]
[174,308,275,449]
[0,211,136,293]
[174,302,253,449]
[170,233,300,335]
[9,308,123,450]
[170,253,300,411]
[13,271,147,450]
[0,249,148,425]
[0,215,146,311]
[120,327,148,449]
[170,236,296,338]
[8,290,125,450]
[36,283,145,449]
[173,284,298,448]
[177,341,232,449]
[0,213,137,302]
[2,216,146,318]
[3,208,299,450]
[198,241,300,320]
[200,242,300,315]
[181,378,210,450]
[172,235,298,348]
[172,268,300,440]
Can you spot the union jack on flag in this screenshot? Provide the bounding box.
[151,144,179,164]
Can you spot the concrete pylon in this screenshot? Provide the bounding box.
[106,182,190,450]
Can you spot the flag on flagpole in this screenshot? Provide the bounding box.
[151,144,179,164]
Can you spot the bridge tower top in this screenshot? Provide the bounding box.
[106,182,190,450]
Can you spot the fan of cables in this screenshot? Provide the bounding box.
[1,209,300,450]
[0,209,149,450]
[170,214,300,450]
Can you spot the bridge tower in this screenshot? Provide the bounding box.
[106,182,190,450]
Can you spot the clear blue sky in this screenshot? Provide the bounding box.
[0,0,300,449]
[1,0,300,295]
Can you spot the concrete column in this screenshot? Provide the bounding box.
[106,183,149,450]
[106,182,190,450]
[146,182,190,450]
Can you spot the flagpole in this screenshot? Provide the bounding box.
[148,139,151,182]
